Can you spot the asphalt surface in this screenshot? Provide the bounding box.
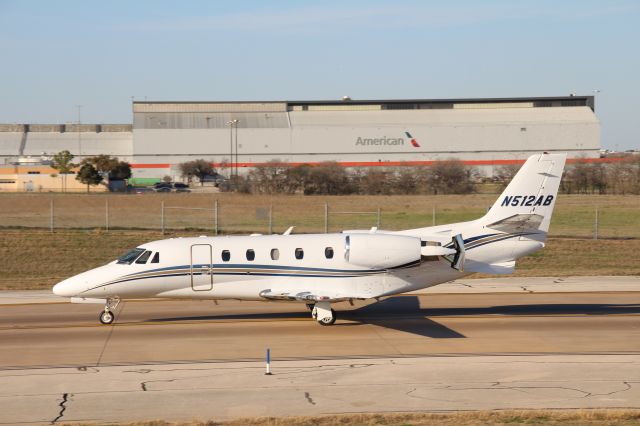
[2,292,640,369]
[2,285,640,424]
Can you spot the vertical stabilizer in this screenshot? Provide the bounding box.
[481,153,567,233]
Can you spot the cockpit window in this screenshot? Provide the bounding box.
[151,252,160,263]
[135,250,152,264]
[117,248,145,264]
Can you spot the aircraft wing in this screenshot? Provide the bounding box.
[258,289,354,303]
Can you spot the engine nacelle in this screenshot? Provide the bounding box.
[344,234,422,269]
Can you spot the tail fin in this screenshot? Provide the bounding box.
[481,153,567,233]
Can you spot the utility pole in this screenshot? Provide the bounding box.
[235,119,240,180]
[226,119,238,180]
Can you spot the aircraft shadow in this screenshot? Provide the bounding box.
[342,296,466,338]
[146,296,640,339]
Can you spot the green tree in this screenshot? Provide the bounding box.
[179,159,215,186]
[76,163,103,193]
[50,150,75,192]
[85,154,119,174]
[108,161,132,181]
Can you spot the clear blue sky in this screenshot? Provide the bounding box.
[1,0,638,150]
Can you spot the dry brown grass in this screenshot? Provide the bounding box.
[0,229,638,290]
[59,409,640,425]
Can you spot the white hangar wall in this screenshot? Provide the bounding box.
[131,97,600,178]
[0,97,600,181]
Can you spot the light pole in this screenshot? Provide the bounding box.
[76,105,82,158]
[234,119,240,179]
[226,119,238,180]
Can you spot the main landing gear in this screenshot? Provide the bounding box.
[311,301,336,326]
[99,297,120,325]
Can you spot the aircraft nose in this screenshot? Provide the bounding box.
[52,278,80,297]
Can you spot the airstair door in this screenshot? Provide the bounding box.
[190,244,213,291]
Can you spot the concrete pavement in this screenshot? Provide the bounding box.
[1,355,639,425]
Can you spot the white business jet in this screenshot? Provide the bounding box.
[53,153,566,326]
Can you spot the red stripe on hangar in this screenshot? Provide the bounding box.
[129,157,623,169]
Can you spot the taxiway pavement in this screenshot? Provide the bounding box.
[1,276,639,424]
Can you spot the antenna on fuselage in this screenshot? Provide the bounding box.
[282,226,295,235]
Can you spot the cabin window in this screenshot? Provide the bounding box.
[295,248,304,260]
[325,247,334,259]
[221,250,231,262]
[246,249,255,261]
[117,248,145,264]
[270,248,279,260]
[135,250,152,264]
[151,252,160,263]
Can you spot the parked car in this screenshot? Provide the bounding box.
[132,187,154,194]
[173,182,191,192]
[201,173,228,187]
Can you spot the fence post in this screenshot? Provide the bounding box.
[161,201,165,234]
[214,199,218,235]
[105,199,109,232]
[324,202,328,234]
[594,207,599,240]
[50,198,54,233]
[432,206,436,226]
[268,204,273,235]
[376,208,381,228]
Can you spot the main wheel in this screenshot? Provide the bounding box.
[99,310,114,325]
[317,309,336,326]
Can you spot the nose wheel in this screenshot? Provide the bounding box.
[98,297,120,325]
[312,301,336,326]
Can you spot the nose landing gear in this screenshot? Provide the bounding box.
[311,301,336,326]
[99,297,120,325]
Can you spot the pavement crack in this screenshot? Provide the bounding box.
[50,393,70,424]
[304,391,316,405]
[588,381,633,397]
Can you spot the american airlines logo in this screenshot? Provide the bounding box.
[405,132,421,147]
[502,195,554,207]
[355,132,421,148]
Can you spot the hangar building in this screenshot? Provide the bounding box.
[0,96,600,185]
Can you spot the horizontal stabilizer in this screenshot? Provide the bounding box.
[486,213,544,233]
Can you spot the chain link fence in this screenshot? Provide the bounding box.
[0,193,638,238]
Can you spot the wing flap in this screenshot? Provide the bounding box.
[259,289,352,303]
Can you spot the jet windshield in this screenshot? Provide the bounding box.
[117,248,145,264]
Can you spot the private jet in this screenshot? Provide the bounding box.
[53,153,566,325]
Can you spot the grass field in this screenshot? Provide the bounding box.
[1,193,638,290]
[0,193,638,238]
[1,229,638,290]
[59,409,640,425]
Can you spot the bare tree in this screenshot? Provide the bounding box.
[494,164,520,189]
[425,159,477,194]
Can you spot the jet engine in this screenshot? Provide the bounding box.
[344,234,422,269]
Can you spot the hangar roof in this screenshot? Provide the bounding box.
[133,95,595,113]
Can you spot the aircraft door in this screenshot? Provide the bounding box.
[190,244,213,291]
